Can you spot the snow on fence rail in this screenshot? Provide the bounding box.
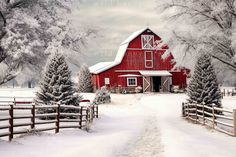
[182,102,236,136]
[0,104,98,141]
[0,97,34,105]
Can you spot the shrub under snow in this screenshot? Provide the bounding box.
[93,86,111,104]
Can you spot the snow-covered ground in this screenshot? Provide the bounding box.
[0,88,236,157]
[222,96,236,110]
[0,87,36,103]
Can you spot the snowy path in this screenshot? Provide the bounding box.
[116,94,165,157]
[122,117,163,157]
[118,93,236,157]
[140,94,236,157]
[1,92,236,157]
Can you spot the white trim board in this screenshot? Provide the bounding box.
[127,77,137,87]
[144,51,153,68]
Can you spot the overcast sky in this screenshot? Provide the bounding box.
[71,0,172,66]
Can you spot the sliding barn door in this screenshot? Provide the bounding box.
[143,76,151,92]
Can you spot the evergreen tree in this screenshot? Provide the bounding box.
[77,64,93,93]
[35,53,80,117]
[188,54,221,107]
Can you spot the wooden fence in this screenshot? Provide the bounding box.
[0,97,34,105]
[0,104,98,141]
[221,88,236,97]
[182,102,236,136]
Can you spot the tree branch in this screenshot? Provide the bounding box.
[211,54,236,71]
[0,11,6,27]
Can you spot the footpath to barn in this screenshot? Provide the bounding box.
[124,94,236,157]
[1,91,236,157]
[119,117,163,157]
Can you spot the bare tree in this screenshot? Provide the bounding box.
[0,0,95,85]
[161,0,236,72]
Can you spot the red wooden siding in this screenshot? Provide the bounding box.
[115,49,174,71]
[90,28,189,91]
[171,71,187,89]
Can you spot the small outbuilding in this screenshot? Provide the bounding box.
[89,27,189,93]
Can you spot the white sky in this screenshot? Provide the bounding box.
[71,0,172,66]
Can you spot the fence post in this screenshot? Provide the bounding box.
[182,102,185,117]
[186,103,189,118]
[202,103,205,125]
[90,106,94,123]
[9,105,14,141]
[31,105,35,129]
[212,106,215,129]
[13,97,16,106]
[233,109,236,137]
[79,107,83,129]
[55,104,60,133]
[96,105,98,118]
[195,103,198,123]
[86,108,89,121]
[92,105,95,118]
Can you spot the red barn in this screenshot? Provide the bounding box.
[89,27,189,93]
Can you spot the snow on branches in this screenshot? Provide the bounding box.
[77,64,93,93]
[187,54,221,107]
[93,86,111,105]
[161,0,236,85]
[35,53,81,108]
[0,0,95,85]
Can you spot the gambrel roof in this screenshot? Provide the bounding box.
[120,27,147,45]
[89,27,159,74]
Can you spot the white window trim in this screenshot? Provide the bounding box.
[127,77,137,87]
[104,78,110,85]
[145,51,153,68]
[141,35,154,50]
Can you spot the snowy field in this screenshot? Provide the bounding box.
[0,88,236,157]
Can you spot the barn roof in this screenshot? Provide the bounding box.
[89,27,155,74]
[120,27,148,45]
[89,62,116,74]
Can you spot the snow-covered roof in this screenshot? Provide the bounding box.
[114,43,129,63]
[139,70,172,76]
[90,27,154,74]
[89,62,117,74]
[120,27,148,45]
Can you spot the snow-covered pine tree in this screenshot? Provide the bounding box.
[35,53,81,118]
[77,64,93,93]
[188,54,222,108]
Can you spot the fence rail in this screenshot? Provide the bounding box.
[0,97,34,105]
[0,104,98,141]
[182,102,236,136]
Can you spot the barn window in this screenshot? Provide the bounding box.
[141,35,154,49]
[105,78,110,85]
[145,51,153,68]
[127,77,137,86]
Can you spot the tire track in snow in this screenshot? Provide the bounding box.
[118,117,163,157]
